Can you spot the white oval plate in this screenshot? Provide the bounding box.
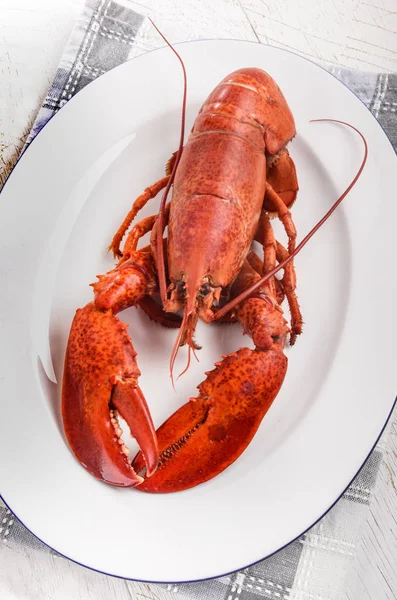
[0,40,396,583]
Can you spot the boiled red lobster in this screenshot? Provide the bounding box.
[62,28,367,493]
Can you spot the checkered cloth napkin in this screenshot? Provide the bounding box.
[1,1,396,599]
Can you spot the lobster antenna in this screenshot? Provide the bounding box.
[169,309,191,388]
[212,120,368,321]
[149,18,188,305]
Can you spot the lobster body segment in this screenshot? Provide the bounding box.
[167,68,296,316]
[200,68,296,154]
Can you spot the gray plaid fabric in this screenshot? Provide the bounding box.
[1,2,396,599]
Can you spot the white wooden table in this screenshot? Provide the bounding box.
[1,1,396,598]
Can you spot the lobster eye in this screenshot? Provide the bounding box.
[177,281,186,296]
[199,283,212,296]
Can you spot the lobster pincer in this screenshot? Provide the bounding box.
[62,249,159,487]
[132,259,290,493]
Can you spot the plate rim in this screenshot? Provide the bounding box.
[1,37,396,583]
[1,396,397,584]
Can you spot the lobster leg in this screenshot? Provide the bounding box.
[109,176,170,258]
[247,250,285,306]
[255,212,302,342]
[276,241,302,344]
[109,151,178,258]
[116,208,180,329]
[122,205,171,258]
[62,249,160,487]
[121,215,157,256]
[119,209,180,329]
[247,249,263,275]
[261,211,278,300]
[264,149,298,255]
[265,149,298,210]
[265,184,297,255]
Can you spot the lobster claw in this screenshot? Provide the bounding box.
[62,302,159,487]
[132,346,287,493]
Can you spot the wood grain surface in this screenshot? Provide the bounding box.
[0,1,396,598]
